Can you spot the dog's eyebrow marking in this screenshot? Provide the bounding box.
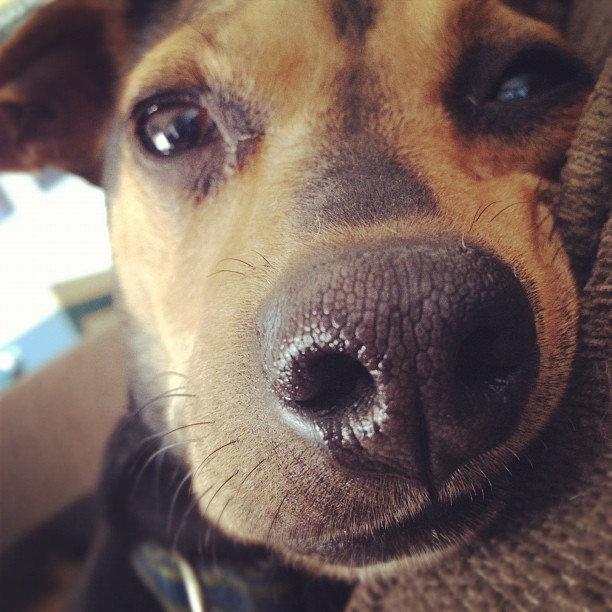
[126,0,182,30]
[331,0,377,40]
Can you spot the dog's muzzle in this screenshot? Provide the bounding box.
[258,239,538,490]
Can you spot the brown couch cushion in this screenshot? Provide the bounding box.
[0,323,127,554]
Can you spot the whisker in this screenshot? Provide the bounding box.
[530,178,561,242]
[266,490,291,545]
[166,471,193,538]
[154,371,188,381]
[203,464,258,569]
[535,206,555,230]
[172,483,215,553]
[152,448,166,520]
[133,387,196,417]
[218,257,256,269]
[264,445,309,546]
[191,439,240,482]
[215,456,268,528]
[548,199,563,241]
[252,250,275,270]
[488,200,525,224]
[204,470,240,516]
[138,421,215,447]
[207,269,246,278]
[469,199,503,233]
[131,440,198,491]
[172,471,241,557]
[550,242,565,265]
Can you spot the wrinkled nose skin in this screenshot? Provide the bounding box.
[258,239,538,491]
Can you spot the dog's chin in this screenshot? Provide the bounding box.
[266,481,507,581]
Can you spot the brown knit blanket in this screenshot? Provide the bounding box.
[0,3,608,611]
[347,3,612,610]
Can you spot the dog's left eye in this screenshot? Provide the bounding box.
[496,73,531,102]
[137,102,217,157]
[445,42,592,136]
[492,47,581,104]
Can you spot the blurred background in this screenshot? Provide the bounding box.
[0,0,115,390]
[0,171,113,390]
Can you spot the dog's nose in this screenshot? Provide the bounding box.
[258,239,538,488]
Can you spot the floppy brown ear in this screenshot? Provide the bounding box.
[0,0,131,184]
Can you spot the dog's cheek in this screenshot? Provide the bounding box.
[452,96,588,180]
[109,178,206,377]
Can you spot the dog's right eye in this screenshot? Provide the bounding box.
[137,101,217,157]
[130,90,259,194]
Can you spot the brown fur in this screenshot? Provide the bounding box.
[0,0,590,583]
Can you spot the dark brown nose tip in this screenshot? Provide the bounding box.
[258,239,538,488]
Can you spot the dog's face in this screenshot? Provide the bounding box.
[1,0,591,579]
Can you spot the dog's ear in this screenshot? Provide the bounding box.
[0,0,132,184]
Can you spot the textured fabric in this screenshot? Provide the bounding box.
[568,0,612,75]
[557,60,612,285]
[347,7,612,612]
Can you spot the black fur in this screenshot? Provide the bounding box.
[70,395,351,610]
[331,0,377,40]
[125,0,181,31]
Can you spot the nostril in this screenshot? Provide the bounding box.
[455,324,533,392]
[259,240,540,486]
[292,353,375,414]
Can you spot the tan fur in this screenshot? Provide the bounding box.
[0,0,587,581]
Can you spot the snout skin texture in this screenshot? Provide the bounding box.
[104,0,584,578]
[259,239,538,488]
[112,211,576,578]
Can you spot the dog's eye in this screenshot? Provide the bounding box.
[496,73,531,102]
[445,41,592,137]
[492,47,580,104]
[130,90,259,194]
[138,103,216,157]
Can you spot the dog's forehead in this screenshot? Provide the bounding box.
[125,0,532,110]
[180,0,383,36]
[116,0,568,226]
[180,0,480,31]
[180,0,462,60]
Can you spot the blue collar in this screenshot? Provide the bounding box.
[131,540,301,612]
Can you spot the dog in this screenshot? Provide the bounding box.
[0,0,593,609]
